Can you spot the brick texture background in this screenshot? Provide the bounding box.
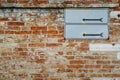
[0,0,120,80]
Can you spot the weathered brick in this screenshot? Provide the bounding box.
[65,56,74,60]
[85,65,101,68]
[1,52,13,56]
[31,27,47,31]
[67,65,84,68]
[17,0,29,3]
[7,0,15,3]
[15,31,32,34]
[84,56,101,59]
[14,48,28,51]
[0,31,4,34]
[7,22,24,26]
[29,43,44,47]
[65,1,72,4]
[103,65,115,68]
[42,31,58,35]
[0,18,8,21]
[5,31,15,34]
[4,26,20,31]
[112,60,120,64]
[46,43,61,47]
[89,74,102,77]
[36,59,46,64]
[32,31,40,34]
[70,60,86,64]
[33,0,48,4]
[103,74,120,77]
[96,60,111,64]
[47,26,56,31]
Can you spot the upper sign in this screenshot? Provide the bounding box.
[65,8,108,24]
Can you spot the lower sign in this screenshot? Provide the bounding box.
[89,43,120,51]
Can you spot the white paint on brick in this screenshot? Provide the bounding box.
[0,43,18,48]
[0,35,3,39]
[110,11,120,19]
[49,0,65,3]
[117,52,120,60]
[47,38,58,43]
[89,43,120,51]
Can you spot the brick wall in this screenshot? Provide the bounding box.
[0,0,120,80]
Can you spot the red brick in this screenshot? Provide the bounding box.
[7,22,24,26]
[70,60,86,64]
[57,68,65,72]
[46,43,61,47]
[0,3,2,7]
[29,43,44,47]
[103,74,120,77]
[32,31,40,34]
[67,73,76,77]
[82,78,90,80]
[31,27,47,31]
[50,78,61,80]
[15,48,28,51]
[65,69,73,72]
[18,52,28,56]
[5,31,14,34]
[78,74,85,77]
[34,0,48,4]
[15,31,32,34]
[48,35,63,38]
[7,0,15,3]
[36,59,46,64]
[65,1,73,4]
[47,26,56,31]
[0,31,4,34]
[65,56,74,60]
[112,60,120,64]
[58,52,63,55]
[81,70,93,73]
[58,38,65,43]
[33,78,43,80]
[17,0,29,3]
[0,39,3,43]
[25,13,39,17]
[85,65,101,68]
[19,44,27,47]
[97,69,110,73]
[0,18,8,21]
[67,65,84,68]
[11,18,17,21]
[114,7,120,11]
[2,57,11,60]
[89,74,102,77]
[66,52,73,55]
[42,31,58,35]
[103,65,115,68]
[67,43,77,47]
[5,26,20,31]
[96,60,110,64]
[32,74,48,77]
[84,56,101,59]
[77,43,89,51]
[106,0,112,2]
[1,52,13,56]
[81,43,88,48]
